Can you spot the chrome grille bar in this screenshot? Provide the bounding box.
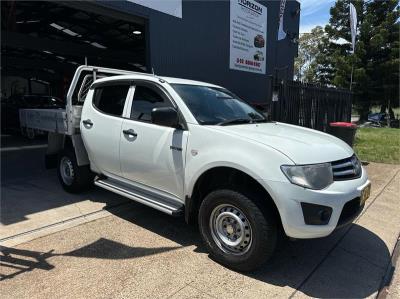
[331,155,361,180]
[333,169,355,176]
[332,161,352,169]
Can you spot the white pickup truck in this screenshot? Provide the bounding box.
[21,66,371,271]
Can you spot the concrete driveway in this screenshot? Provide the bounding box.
[1,136,399,298]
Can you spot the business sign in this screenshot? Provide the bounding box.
[229,0,267,74]
[127,0,182,18]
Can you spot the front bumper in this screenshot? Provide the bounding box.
[262,167,370,239]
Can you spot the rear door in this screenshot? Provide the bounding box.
[81,83,131,177]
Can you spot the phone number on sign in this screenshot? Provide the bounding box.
[236,58,261,67]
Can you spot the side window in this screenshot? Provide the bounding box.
[130,85,173,122]
[93,84,129,116]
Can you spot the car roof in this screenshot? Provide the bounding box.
[94,73,223,89]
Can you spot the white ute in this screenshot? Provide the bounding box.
[21,66,371,271]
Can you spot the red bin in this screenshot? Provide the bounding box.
[327,122,357,147]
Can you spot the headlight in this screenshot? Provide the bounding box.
[281,163,333,190]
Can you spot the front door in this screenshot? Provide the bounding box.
[119,82,188,200]
[81,83,130,177]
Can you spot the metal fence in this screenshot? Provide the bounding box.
[270,79,352,132]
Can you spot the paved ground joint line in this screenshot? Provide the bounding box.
[288,168,400,298]
[338,245,387,270]
[166,280,195,299]
[188,281,219,298]
[0,200,132,244]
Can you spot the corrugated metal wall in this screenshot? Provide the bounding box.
[97,0,300,104]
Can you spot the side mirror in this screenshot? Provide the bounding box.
[151,107,179,128]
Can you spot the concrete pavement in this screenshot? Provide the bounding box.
[1,137,400,298]
[1,145,130,246]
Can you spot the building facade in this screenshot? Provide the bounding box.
[98,0,300,104]
[2,0,299,105]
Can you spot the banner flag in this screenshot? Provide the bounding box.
[277,0,287,40]
[349,3,357,53]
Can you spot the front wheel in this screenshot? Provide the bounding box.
[198,189,278,272]
[57,149,93,193]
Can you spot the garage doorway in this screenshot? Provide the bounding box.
[1,1,147,133]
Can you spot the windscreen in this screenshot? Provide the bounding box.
[171,84,265,125]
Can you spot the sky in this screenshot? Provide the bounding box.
[299,0,336,33]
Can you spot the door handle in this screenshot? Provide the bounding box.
[123,129,137,137]
[82,119,93,127]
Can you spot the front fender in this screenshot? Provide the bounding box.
[186,160,263,197]
[184,124,292,197]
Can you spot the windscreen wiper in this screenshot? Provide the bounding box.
[217,96,234,100]
[217,118,253,126]
[252,118,269,123]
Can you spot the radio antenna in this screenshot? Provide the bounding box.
[151,67,155,76]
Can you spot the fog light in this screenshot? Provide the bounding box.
[301,202,333,225]
[319,209,331,222]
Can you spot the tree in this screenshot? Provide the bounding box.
[364,0,399,116]
[316,0,399,120]
[294,26,325,82]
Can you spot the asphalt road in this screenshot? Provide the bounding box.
[1,134,399,298]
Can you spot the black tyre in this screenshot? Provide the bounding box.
[57,148,93,193]
[198,189,278,272]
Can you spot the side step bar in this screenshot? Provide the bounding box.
[95,178,183,216]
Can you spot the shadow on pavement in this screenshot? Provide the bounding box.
[65,238,181,259]
[0,246,55,280]
[0,238,181,281]
[0,198,391,298]
[1,145,81,225]
[249,224,391,298]
[107,202,206,251]
[108,205,391,298]
[1,145,129,226]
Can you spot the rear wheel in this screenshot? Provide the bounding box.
[198,189,278,272]
[57,149,93,193]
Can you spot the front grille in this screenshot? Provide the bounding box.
[331,155,362,181]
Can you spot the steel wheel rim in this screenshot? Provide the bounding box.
[60,156,74,186]
[209,204,252,255]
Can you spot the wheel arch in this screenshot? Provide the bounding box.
[45,133,89,168]
[185,166,282,229]
[70,134,90,166]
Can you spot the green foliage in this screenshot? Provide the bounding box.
[298,0,400,119]
[354,128,400,164]
[294,26,325,82]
